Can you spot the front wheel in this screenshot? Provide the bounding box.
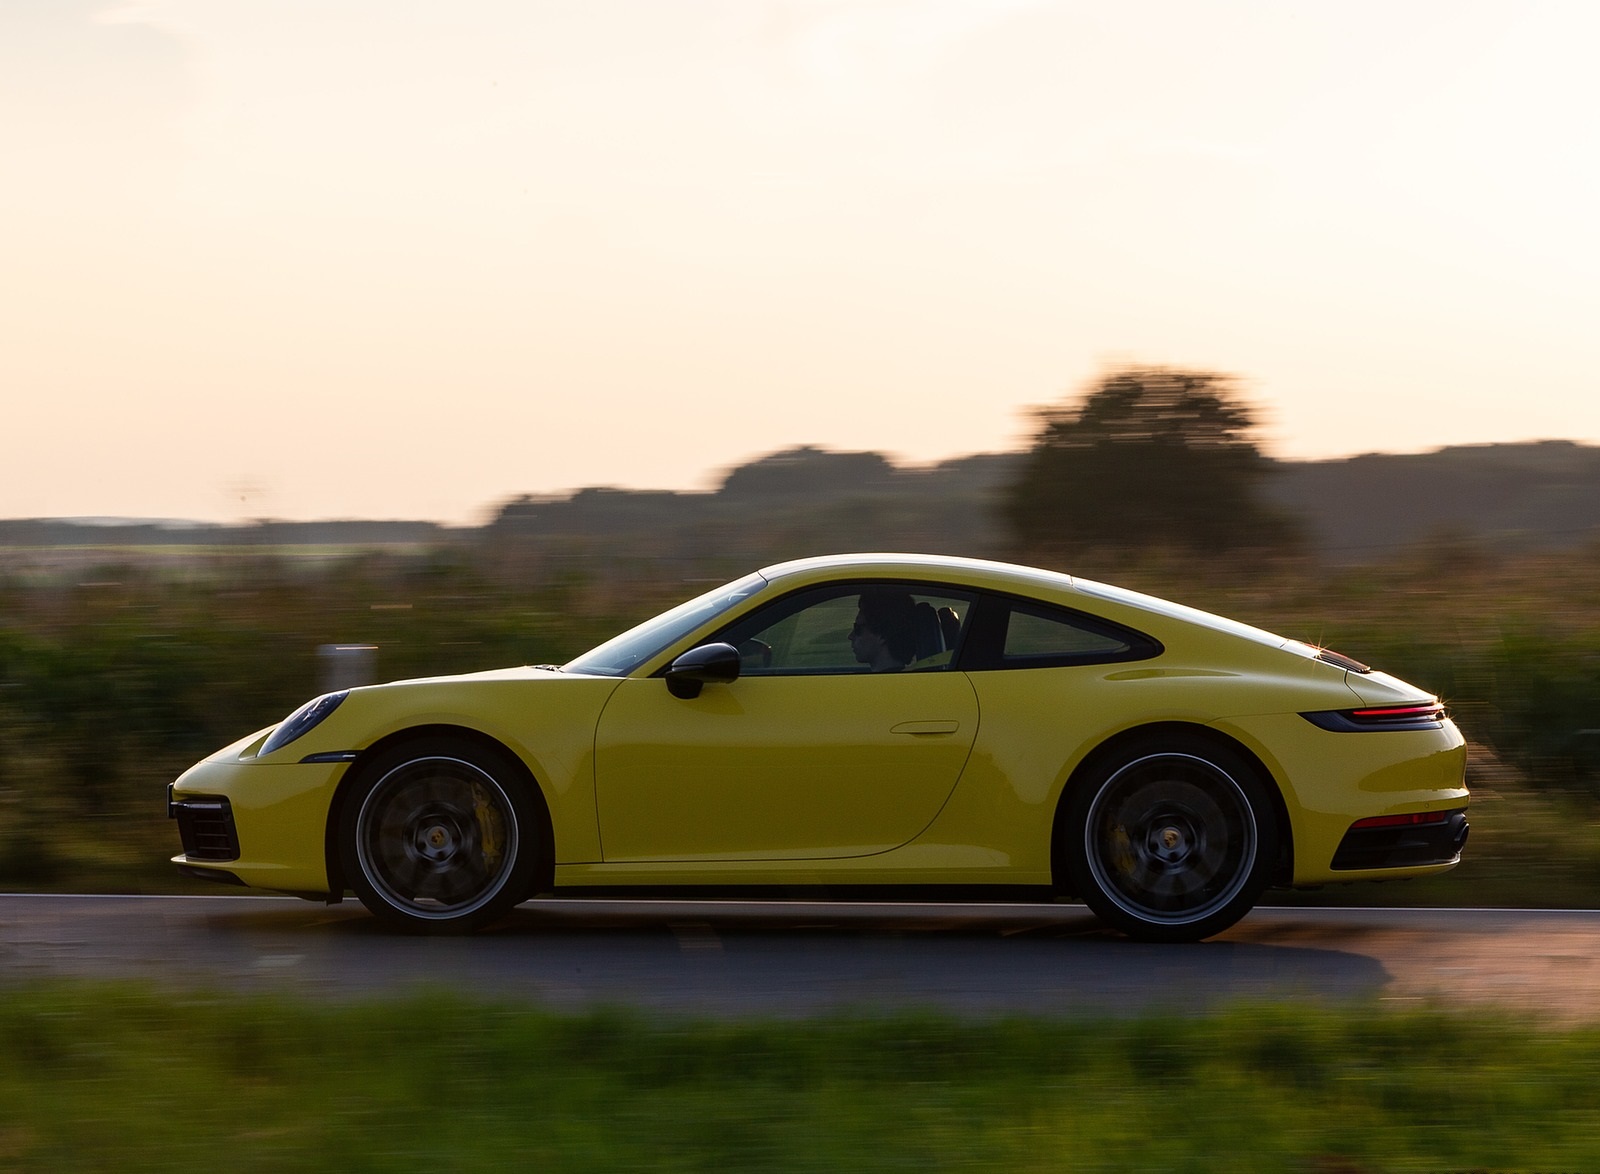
[338,738,541,933]
[1063,738,1277,943]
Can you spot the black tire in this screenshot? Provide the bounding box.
[338,738,541,934]
[1063,736,1277,943]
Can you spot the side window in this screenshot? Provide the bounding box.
[988,600,1160,669]
[737,592,859,673]
[715,584,974,675]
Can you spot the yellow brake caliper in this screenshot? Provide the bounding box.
[473,784,504,867]
[1108,824,1135,877]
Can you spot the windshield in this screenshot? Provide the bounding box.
[562,571,768,677]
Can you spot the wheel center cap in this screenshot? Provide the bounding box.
[1148,823,1192,865]
[416,823,457,862]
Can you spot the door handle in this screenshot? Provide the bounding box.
[891,720,960,735]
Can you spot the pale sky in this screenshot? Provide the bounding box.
[3,0,1597,523]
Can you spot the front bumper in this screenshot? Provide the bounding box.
[167,746,350,896]
[167,786,240,860]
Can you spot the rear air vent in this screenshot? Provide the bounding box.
[1314,648,1371,674]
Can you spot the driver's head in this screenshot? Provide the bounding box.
[850,590,917,670]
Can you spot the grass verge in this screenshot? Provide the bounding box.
[2,983,1599,1171]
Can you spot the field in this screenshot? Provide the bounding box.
[1,539,1598,902]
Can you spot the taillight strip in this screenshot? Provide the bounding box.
[1351,704,1444,720]
[1300,703,1448,732]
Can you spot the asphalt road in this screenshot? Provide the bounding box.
[3,894,1596,1019]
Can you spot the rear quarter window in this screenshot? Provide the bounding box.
[966,597,1162,670]
[1005,607,1134,660]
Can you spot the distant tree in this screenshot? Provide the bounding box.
[718,447,896,500]
[1006,366,1296,556]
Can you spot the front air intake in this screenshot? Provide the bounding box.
[172,797,241,861]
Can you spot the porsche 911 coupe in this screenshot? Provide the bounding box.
[168,554,1468,942]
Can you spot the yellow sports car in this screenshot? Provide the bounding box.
[168,554,1468,942]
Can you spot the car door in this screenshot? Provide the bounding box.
[592,583,979,862]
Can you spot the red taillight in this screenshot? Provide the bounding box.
[1351,704,1445,722]
[1301,702,1448,732]
[1350,811,1451,830]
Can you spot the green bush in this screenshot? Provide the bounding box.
[0,552,638,889]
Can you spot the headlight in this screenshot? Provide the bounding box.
[259,691,349,756]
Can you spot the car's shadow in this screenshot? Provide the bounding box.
[186,898,1398,1016]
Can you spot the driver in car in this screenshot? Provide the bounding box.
[849,590,918,672]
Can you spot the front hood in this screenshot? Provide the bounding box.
[360,664,572,690]
[246,664,620,765]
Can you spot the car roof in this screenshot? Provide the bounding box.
[758,552,1076,594]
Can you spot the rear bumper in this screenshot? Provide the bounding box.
[1331,809,1469,871]
[1214,713,1469,884]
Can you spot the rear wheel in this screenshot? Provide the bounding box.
[339,738,540,933]
[1064,737,1276,943]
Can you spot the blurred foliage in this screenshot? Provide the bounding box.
[0,550,651,888]
[1006,366,1301,557]
[4,984,1600,1169]
[0,528,1598,896]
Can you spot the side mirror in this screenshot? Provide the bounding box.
[664,642,742,699]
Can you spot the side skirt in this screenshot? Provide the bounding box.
[537,883,1061,904]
